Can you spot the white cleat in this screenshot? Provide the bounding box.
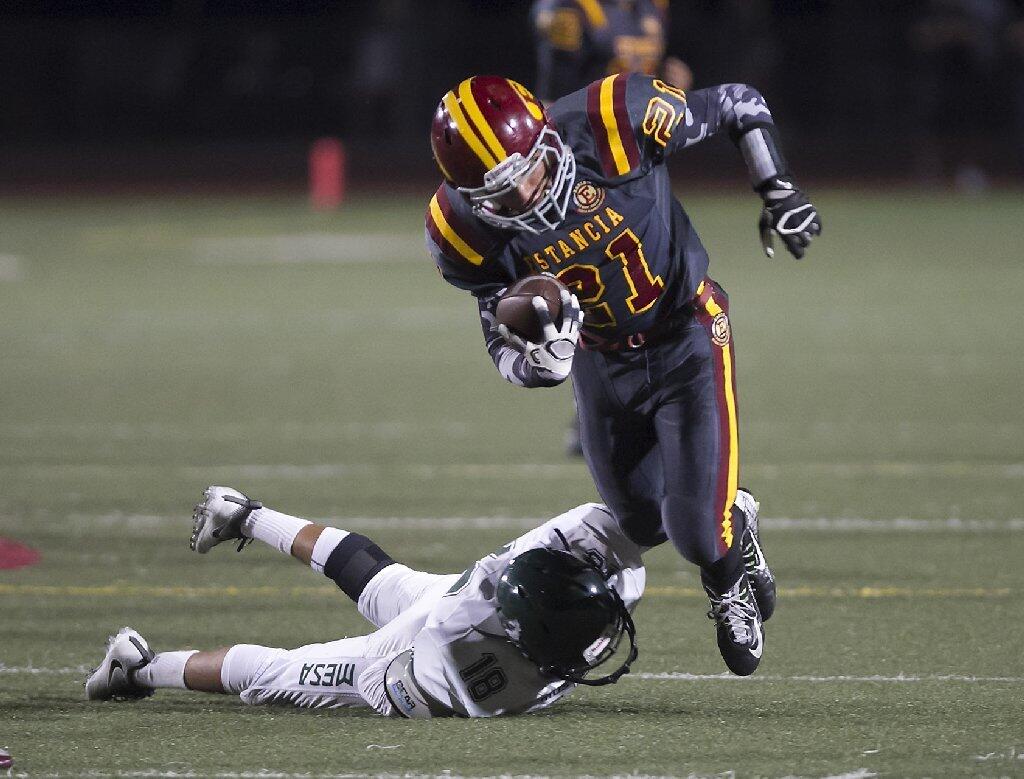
[734,489,761,536]
[735,488,776,621]
[85,627,155,701]
[190,485,261,554]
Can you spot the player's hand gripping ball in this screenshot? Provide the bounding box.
[496,274,583,381]
[495,274,568,344]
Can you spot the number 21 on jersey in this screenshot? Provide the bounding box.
[557,228,664,328]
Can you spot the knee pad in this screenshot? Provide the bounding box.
[322,533,396,602]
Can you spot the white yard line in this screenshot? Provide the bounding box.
[45,514,1024,532]
[23,773,399,779]
[1,583,1008,599]
[15,774,701,779]
[631,673,1024,683]
[0,665,91,675]
[0,421,473,441]
[4,462,1024,481]
[762,517,1024,531]
[3,666,1020,684]
[194,232,424,264]
[0,253,23,281]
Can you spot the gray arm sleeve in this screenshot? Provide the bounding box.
[675,83,789,187]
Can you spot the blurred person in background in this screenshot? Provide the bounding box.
[718,0,778,87]
[532,0,692,454]
[349,0,411,141]
[531,0,692,105]
[910,0,1014,191]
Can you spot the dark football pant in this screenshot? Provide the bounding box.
[572,278,745,581]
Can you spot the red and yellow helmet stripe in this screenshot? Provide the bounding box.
[441,78,512,173]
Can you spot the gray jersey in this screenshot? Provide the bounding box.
[413,502,646,717]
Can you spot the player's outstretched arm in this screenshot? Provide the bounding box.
[624,76,821,259]
[673,82,822,259]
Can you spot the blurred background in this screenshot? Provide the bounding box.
[4,0,1024,193]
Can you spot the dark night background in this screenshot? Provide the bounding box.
[3,0,1023,190]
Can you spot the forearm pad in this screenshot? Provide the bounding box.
[736,123,790,189]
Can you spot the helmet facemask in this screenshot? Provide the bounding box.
[459,126,576,235]
[496,548,639,687]
[540,590,638,687]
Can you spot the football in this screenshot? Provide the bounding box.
[495,274,568,345]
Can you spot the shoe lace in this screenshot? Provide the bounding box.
[218,495,262,552]
[706,584,758,643]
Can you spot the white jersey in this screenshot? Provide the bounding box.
[412,502,646,717]
[226,503,645,718]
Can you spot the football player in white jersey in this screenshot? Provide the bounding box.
[85,486,646,718]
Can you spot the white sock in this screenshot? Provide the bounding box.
[133,650,197,690]
[242,507,311,555]
[309,526,351,574]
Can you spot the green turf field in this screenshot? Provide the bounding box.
[1,190,1022,778]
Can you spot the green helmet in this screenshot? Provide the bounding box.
[495,548,638,686]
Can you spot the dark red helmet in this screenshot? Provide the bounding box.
[430,76,576,234]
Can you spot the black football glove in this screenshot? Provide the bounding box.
[756,177,822,259]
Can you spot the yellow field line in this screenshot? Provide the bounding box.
[0,583,1011,599]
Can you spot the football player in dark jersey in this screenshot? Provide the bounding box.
[424,75,819,675]
[532,0,691,103]
[532,0,690,454]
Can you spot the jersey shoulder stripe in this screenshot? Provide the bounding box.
[426,185,487,266]
[585,74,641,177]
